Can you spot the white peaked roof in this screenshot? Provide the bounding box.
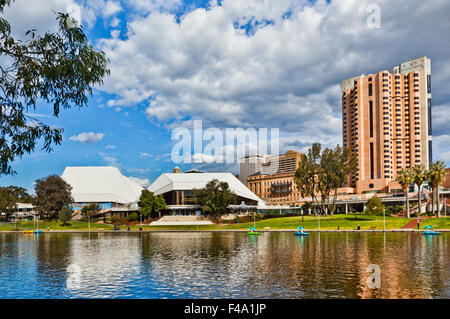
[61,167,144,204]
[148,172,265,207]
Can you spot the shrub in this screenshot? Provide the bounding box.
[58,206,73,226]
[110,215,121,225]
[365,196,385,216]
[127,212,139,221]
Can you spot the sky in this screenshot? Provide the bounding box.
[0,0,449,193]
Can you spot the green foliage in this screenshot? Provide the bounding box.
[396,168,414,217]
[153,194,167,217]
[58,205,73,226]
[138,190,167,218]
[365,196,385,216]
[139,189,154,217]
[193,179,238,221]
[396,168,414,191]
[0,185,32,219]
[385,205,403,216]
[413,165,427,188]
[80,203,102,218]
[0,186,16,219]
[0,1,110,175]
[412,164,427,215]
[426,161,448,217]
[33,175,73,220]
[110,215,121,226]
[295,143,358,214]
[127,212,139,221]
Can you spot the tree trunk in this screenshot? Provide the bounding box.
[433,188,436,216]
[418,185,422,216]
[406,189,410,218]
[437,187,441,218]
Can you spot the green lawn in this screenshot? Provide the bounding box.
[0,220,113,231]
[141,214,414,231]
[421,217,450,230]
[218,214,412,230]
[1,215,449,232]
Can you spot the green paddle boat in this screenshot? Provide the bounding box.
[294,226,309,236]
[423,225,441,236]
[248,227,261,236]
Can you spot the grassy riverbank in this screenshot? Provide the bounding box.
[0,220,113,231]
[1,214,449,232]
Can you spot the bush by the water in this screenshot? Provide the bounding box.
[58,206,73,226]
[127,212,139,221]
[365,196,385,216]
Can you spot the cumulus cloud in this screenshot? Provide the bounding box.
[125,167,150,174]
[129,176,150,188]
[96,0,450,163]
[70,132,105,144]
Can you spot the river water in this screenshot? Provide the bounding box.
[0,232,448,299]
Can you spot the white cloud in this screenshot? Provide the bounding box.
[70,132,105,144]
[140,152,153,158]
[129,176,150,188]
[97,0,450,160]
[105,145,116,149]
[125,167,150,174]
[128,0,182,14]
[439,151,450,163]
[102,155,120,167]
[2,0,82,37]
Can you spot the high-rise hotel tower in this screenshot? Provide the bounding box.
[342,57,432,193]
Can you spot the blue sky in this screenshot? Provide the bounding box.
[1,0,450,193]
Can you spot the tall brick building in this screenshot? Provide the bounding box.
[342,57,432,193]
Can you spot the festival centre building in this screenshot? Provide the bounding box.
[61,166,144,218]
[148,168,266,215]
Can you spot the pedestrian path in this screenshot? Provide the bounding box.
[401,216,429,229]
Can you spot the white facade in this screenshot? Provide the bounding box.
[61,166,144,204]
[149,172,266,208]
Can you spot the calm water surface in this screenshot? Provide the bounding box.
[0,232,448,299]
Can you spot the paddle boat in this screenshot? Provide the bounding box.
[422,225,441,236]
[294,226,309,236]
[248,227,261,236]
[34,230,43,234]
[23,229,34,234]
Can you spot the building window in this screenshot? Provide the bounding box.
[370,142,374,179]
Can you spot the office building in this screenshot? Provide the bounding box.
[342,57,432,193]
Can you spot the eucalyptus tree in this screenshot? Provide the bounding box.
[0,0,109,175]
[396,168,414,218]
[294,143,357,215]
[294,143,322,214]
[194,179,238,221]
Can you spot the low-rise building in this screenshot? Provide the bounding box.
[61,166,144,218]
[148,169,265,215]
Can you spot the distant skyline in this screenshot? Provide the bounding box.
[1,0,449,193]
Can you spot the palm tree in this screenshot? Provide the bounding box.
[413,165,427,216]
[396,168,414,218]
[427,161,448,218]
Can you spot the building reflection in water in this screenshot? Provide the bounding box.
[0,232,448,298]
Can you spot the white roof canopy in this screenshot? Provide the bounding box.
[61,166,144,204]
[148,172,265,207]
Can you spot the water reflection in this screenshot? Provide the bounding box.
[0,232,448,299]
